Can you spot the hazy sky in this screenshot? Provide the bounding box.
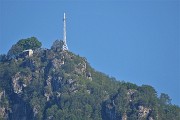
[0,0,179,106]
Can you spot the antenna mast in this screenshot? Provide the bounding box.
[63,12,68,51]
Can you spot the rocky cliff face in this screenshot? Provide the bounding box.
[0,40,93,119]
[0,90,8,119]
[102,88,155,120]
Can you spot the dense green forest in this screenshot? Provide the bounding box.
[0,37,179,120]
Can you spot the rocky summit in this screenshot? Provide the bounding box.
[0,37,180,120]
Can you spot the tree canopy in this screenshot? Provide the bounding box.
[7,37,42,56]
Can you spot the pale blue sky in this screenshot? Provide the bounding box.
[0,0,179,106]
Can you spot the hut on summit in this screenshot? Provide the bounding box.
[22,49,33,57]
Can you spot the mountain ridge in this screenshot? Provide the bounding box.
[0,37,179,120]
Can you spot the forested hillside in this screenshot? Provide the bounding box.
[0,37,179,120]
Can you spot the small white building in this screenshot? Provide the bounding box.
[22,49,33,57]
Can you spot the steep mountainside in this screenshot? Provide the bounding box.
[0,38,180,120]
